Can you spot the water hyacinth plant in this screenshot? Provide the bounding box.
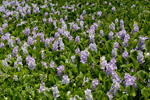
[0,0,150,99]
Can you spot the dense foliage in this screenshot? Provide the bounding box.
[0,0,150,100]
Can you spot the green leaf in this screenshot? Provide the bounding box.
[126,86,136,97]
[141,88,150,98]
[99,72,107,82]
[135,70,146,81]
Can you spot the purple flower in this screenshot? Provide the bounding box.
[109,22,115,31]
[80,21,84,29]
[13,75,18,81]
[27,36,34,45]
[16,38,21,45]
[92,15,95,20]
[119,29,126,40]
[137,51,144,64]
[50,61,55,68]
[100,30,104,36]
[43,18,47,23]
[91,78,99,90]
[25,28,30,36]
[13,46,19,57]
[52,85,60,99]
[2,59,8,67]
[80,49,89,64]
[120,19,124,30]
[75,36,80,43]
[53,40,58,51]
[111,48,117,58]
[122,51,129,59]
[80,15,83,20]
[107,92,113,100]
[133,23,139,33]
[71,55,75,63]
[109,31,114,40]
[123,34,130,47]
[27,9,31,15]
[44,12,48,17]
[114,42,119,49]
[37,33,45,42]
[97,11,102,17]
[41,61,47,68]
[55,32,59,38]
[0,42,4,48]
[57,65,65,77]
[75,48,80,54]
[69,36,73,41]
[106,59,117,76]
[62,75,70,85]
[39,85,46,93]
[45,38,50,48]
[73,23,79,32]
[115,18,118,24]
[112,7,115,12]
[124,73,137,88]
[139,36,147,50]
[65,15,67,20]
[89,43,97,53]
[26,55,36,70]
[8,38,14,47]
[100,56,107,71]
[48,17,53,24]
[85,89,93,100]
[41,52,45,59]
